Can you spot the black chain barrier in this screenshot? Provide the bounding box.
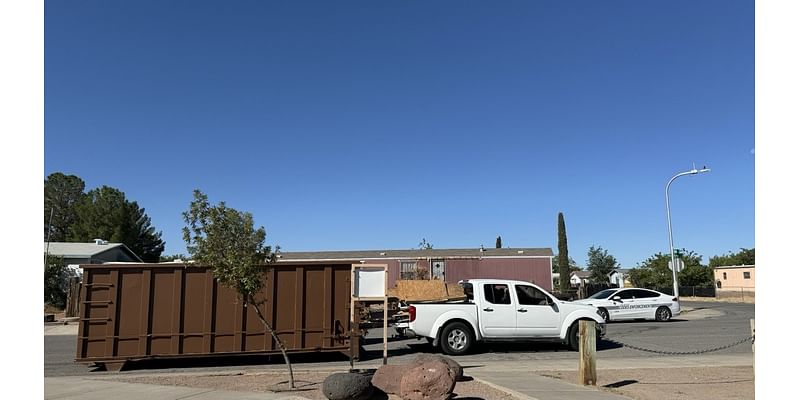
[603,335,754,356]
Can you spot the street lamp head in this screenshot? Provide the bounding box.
[688,166,711,175]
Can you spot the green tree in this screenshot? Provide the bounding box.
[628,249,704,289]
[418,238,433,250]
[495,236,502,248]
[678,264,714,286]
[44,173,86,242]
[182,190,294,388]
[69,186,165,262]
[709,248,755,267]
[557,212,570,292]
[45,254,69,309]
[586,246,618,283]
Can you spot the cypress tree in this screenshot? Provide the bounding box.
[495,236,502,248]
[558,212,570,292]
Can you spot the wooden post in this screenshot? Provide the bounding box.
[750,319,755,376]
[579,320,597,386]
[65,277,81,318]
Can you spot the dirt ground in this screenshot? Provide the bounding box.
[539,366,754,400]
[112,366,756,400]
[118,370,517,399]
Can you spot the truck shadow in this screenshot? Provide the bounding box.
[112,351,353,372]
[476,339,622,354]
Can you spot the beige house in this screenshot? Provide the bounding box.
[714,264,755,301]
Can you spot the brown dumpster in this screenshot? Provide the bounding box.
[76,262,354,370]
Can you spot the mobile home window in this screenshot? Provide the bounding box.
[743,271,751,279]
[400,261,418,280]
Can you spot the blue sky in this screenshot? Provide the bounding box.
[44,0,754,268]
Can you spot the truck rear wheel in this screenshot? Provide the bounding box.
[440,322,473,355]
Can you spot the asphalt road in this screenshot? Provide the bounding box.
[45,301,754,377]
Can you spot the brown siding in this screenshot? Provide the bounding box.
[443,258,552,291]
[76,263,353,365]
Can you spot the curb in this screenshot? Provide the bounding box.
[470,377,537,400]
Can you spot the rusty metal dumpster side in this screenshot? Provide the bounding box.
[76,262,353,369]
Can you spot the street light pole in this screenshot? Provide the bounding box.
[665,165,710,299]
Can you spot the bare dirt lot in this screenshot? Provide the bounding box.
[119,370,517,399]
[539,366,754,400]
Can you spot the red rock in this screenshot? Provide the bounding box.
[399,359,457,400]
[371,364,408,395]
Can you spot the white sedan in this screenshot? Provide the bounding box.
[572,288,680,322]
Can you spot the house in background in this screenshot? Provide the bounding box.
[570,270,591,287]
[44,239,143,276]
[277,247,555,290]
[609,269,631,287]
[714,264,755,300]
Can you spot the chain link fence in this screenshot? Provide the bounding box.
[651,285,717,297]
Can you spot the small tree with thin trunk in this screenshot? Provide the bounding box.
[182,190,294,388]
[557,213,570,293]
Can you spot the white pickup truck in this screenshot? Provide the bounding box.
[404,279,605,355]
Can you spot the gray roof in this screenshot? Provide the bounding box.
[44,242,143,262]
[572,271,591,278]
[277,247,553,261]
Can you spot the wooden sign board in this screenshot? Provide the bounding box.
[351,264,389,365]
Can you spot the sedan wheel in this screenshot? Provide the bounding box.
[598,308,610,323]
[655,306,672,322]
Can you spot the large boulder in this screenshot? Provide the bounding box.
[399,359,457,400]
[371,364,408,395]
[321,372,374,400]
[412,354,463,380]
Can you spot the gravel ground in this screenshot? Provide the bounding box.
[539,366,754,400]
[118,370,517,399]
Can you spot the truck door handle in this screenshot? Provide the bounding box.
[517,309,528,313]
[483,308,494,312]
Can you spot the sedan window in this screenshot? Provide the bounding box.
[615,290,634,300]
[631,289,659,298]
[589,289,617,299]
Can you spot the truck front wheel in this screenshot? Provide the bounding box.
[440,322,473,355]
[567,321,581,351]
[567,320,601,351]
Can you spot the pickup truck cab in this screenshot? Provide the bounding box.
[406,279,605,355]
